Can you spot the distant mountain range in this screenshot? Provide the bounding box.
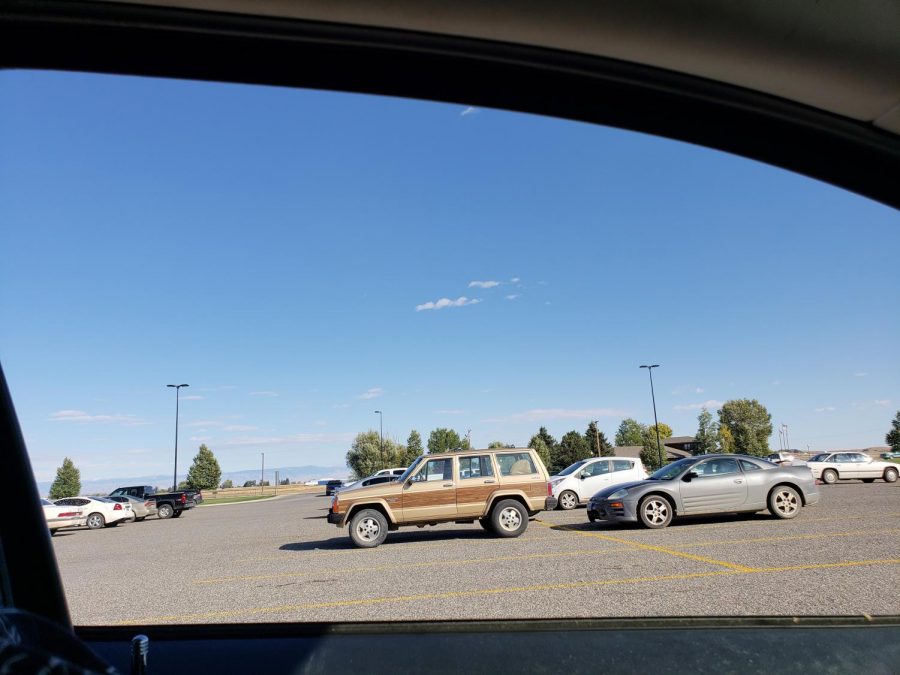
[36,465,348,497]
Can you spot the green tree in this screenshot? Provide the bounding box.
[280,478,291,485]
[717,424,735,453]
[488,441,515,448]
[584,421,613,457]
[427,428,465,454]
[399,429,424,467]
[615,418,646,446]
[640,443,665,471]
[529,437,553,470]
[646,423,673,440]
[346,430,406,478]
[885,411,900,453]
[49,457,81,499]
[554,430,592,473]
[220,479,234,489]
[186,443,222,490]
[694,407,719,455]
[718,399,772,456]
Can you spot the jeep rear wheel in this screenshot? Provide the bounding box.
[490,500,528,538]
[349,509,389,548]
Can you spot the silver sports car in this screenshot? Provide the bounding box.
[587,454,820,529]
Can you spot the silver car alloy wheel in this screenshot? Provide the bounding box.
[559,491,577,510]
[499,506,522,531]
[773,489,798,516]
[643,498,668,526]
[87,513,103,529]
[356,517,381,541]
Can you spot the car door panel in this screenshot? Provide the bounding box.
[402,457,457,521]
[577,460,610,500]
[679,458,748,513]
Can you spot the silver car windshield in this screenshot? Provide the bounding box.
[650,458,700,480]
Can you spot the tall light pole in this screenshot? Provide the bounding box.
[260,452,265,495]
[374,410,384,469]
[166,383,189,491]
[639,365,663,468]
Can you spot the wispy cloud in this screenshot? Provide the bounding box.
[48,410,149,426]
[460,106,478,116]
[814,406,837,413]
[874,399,891,407]
[249,391,279,397]
[469,280,500,289]
[415,297,481,311]
[223,425,259,432]
[184,419,227,429]
[510,277,521,284]
[483,408,627,423]
[673,400,725,411]
[436,409,464,414]
[181,395,205,400]
[358,387,384,400]
[854,372,868,377]
[505,294,521,301]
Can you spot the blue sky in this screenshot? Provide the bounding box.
[2,71,898,482]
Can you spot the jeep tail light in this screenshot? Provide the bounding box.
[547,482,552,497]
[113,503,122,511]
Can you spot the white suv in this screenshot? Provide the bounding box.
[550,457,647,510]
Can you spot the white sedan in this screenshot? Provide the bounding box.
[41,498,85,534]
[54,496,132,529]
[550,457,648,510]
[806,452,899,484]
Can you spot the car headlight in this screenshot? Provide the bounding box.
[607,489,629,500]
[550,478,565,487]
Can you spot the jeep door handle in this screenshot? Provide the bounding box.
[483,480,496,484]
[443,482,455,487]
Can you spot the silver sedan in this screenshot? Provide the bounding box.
[587,454,820,529]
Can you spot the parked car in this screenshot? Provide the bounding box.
[372,467,406,478]
[766,452,797,465]
[108,495,157,521]
[335,474,397,494]
[109,485,196,518]
[550,457,647,510]
[328,448,556,547]
[54,497,132,530]
[587,454,820,529]
[41,498,85,534]
[880,451,900,460]
[324,479,344,496]
[806,452,899,484]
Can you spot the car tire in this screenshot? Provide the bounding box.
[587,511,597,523]
[862,478,875,483]
[490,499,528,538]
[86,512,105,530]
[104,521,119,527]
[135,516,146,522]
[349,509,389,548]
[821,469,838,484]
[157,503,174,519]
[884,467,899,483]
[637,495,673,529]
[478,517,494,532]
[172,510,182,518]
[558,490,578,510]
[768,485,801,519]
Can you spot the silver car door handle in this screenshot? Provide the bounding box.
[734,479,743,484]
[443,482,455,487]
[484,480,496,484]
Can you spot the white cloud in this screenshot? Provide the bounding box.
[180,395,205,400]
[695,387,705,394]
[436,409,465,414]
[223,425,259,432]
[460,106,478,116]
[358,387,384,400]
[854,372,868,377]
[483,408,627,423]
[468,280,500,289]
[814,406,837,413]
[505,294,521,300]
[510,277,521,284]
[415,297,481,311]
[673,400,725,411]
[249,391,279,397]
[48,410,149,426]
[874,399,891,407]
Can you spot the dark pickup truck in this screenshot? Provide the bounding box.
[109,485,198,519]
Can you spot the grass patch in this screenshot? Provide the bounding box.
[198,495,275,505]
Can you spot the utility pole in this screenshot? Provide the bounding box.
[640,365,664,468]
[166,383,189,491]
[261,452,265,495]
[593,421,601,456]
[374,410,384,469]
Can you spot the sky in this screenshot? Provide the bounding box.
[1,70,898,482]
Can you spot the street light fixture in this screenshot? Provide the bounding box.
[639,365,663,468]
[166,383,189,491]
[374,410,384,469]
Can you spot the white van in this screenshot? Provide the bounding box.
[550,457,647,510]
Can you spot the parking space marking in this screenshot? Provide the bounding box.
[198,546,635,584]
[118,557,900,625]
[678,527,900,549]
[536,521,755,572]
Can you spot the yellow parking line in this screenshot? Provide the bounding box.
[535,521,755,572]
[679,527,900,549]
[117,557,900,625]
[198,546,634,584]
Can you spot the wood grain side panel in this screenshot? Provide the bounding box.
[402,489,456,509]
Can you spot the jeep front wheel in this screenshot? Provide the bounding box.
[490,499,528,538]
[349,509,389,548]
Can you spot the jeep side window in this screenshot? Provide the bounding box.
[497,453,537,476]
[412,458,453,482]
[459,456,494,479]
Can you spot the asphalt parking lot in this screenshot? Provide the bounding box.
[51,481,900,625]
